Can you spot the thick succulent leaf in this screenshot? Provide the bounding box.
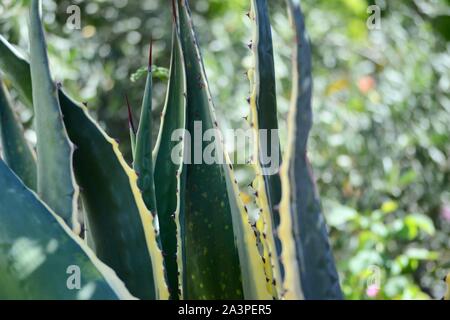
[0,160,134,300]
[153,28,186,300]
[278,0,342,300]
[29,0,79,231]
[250,0,282,208]
[248,0,283,298]
[0,80,36,190]
[134,53,158,217]
[58,92,168,300]
[132,44,168,298]
[0,36,33,107]
[176,0,270,300]
[0,33,169,301]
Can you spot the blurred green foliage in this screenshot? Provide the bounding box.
[0,0,449,299]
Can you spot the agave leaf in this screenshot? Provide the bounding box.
[248,0,283,298]
[0,160,134,300]
[250,0,282,207]
[153,27,186,300]
[58,91,168,300]
[0,32,169,301]
[134,43,158,217]
[278,0,342,300]
[0,36,33,107]
[0,80,37,190]
[126,94,137,158]
[29,0,79,231]
[176,0,270,299]
[131,42,170,297]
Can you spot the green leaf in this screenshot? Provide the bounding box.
[0,159,133,300]
[0,80,36,190]
[404,213,435,238]
[278,0,342,300]
[58,91,168,300]
[153,28,187,300]
[248,0,283,298]
[250,0,282,207]
[0,35,33,107]
[29,0,79,231]
[0,29,169,301]
[176,0,270,300]
[130,65,170,83]
[381,200,398,214]
[131,42,168,297]
[134,46,158,217]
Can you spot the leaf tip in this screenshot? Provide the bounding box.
[148,38,153,71]
[125,94,136,134]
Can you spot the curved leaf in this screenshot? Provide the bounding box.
[29,0,79,231]
[58,92,169,300]
[0,36,33,107]
[278,0,342,300]
[248,0,284,298]
[0,80,36,190]
[0,159,134,300]
[251,0,282,206]
[0,31,169,301]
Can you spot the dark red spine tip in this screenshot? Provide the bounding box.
[125,94,136,134]
[148,38,153,71]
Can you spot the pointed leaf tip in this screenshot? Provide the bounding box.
[125,94,136,134]
[148,38,153,71]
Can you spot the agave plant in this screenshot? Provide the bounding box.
[0,0,342,300]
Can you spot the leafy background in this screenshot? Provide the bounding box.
[0,0,449,299]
